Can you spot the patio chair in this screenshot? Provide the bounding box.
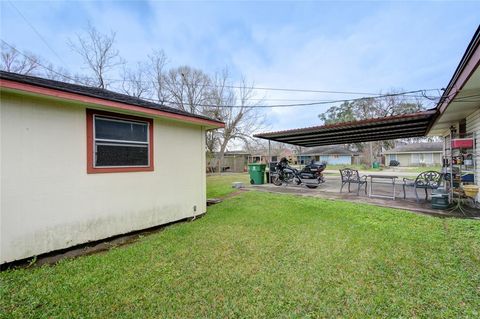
[403,171,443,202]
[339,168,368,195]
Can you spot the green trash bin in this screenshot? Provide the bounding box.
[372,161,380,169]
[248,163,266,184]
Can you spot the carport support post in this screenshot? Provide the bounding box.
[268,140,271,163]
[369,141,374,168]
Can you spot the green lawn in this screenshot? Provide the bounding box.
[325,164,383,172]
[206,173,249,198]
[400,165,443,173]
[1,178,479,318]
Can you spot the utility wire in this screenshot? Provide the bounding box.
[8,1,68,68]
[1,40,87,84]
[239,95,434,102]
[139,90,432,108]
[79,75,441,96]
[102,77,382,95]
[1,39,441,102]
[1,39,442,108]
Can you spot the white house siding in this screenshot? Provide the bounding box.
[1,92,207,263]
[385,153,441,167]
[466,108,480,201]
[317,155,352,165]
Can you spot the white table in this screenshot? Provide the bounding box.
[368,175,398,200]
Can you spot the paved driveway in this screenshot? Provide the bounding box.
[324,169,420,177]
[251,175,468,218]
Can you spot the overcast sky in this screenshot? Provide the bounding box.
[1,1,479,132]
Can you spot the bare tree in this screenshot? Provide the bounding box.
[205,130,221,153]
[204,70,266,173]
[69,24,123,89]
[162,66,211,114]
[122,62,151,98]
[247,140,292,159]
[147,50,168,103]
[43,63,77,83]
[1,43,41,75]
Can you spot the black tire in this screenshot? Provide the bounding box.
[272,175,282,186]
[250,179,255,185]
[306,185,318,189]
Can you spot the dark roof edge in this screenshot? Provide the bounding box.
[0,71,224,126]
[435,25,480,110]
[383,142,444,153]
[425,26,480,135]
[254,110,436,138]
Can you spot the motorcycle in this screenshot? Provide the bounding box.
[272,157,326,189]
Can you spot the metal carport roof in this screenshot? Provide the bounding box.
[254,110,437,147]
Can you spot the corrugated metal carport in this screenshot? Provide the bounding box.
[254,110,437,146]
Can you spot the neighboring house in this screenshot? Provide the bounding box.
[383,142,443,166]
[207,151,250,173]
[429,26,480,201]
[0,71,224,264]
[248,148,296,164]
[223,151,250,172]
[298,146,356,165]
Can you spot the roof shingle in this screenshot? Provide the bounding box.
[301,145,356,156]
[0,71,223,125]
[383,142,443,153]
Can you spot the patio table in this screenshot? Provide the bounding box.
[368,175,398,200]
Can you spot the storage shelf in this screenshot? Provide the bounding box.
[444,131,477,204]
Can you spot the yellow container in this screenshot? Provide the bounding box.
[463,185,479,198]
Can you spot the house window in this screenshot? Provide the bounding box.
[424,153,433,164]
[86,109,154,173]
[411,153,433,165]
[411,153,420,164]
[389,154,397,161]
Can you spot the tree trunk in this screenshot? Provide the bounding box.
[217,141,228,175]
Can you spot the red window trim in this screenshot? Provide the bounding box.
[86,109,154,174]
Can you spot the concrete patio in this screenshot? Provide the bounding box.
[250,175,479,219]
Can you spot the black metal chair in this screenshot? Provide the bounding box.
[403,171,443,202]
[339,168,368,195]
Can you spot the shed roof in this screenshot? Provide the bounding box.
[300,145,356,156]
[0,71,224,128]
[254,110,436,147]
[223,151,251,155]
[383,142,443,154]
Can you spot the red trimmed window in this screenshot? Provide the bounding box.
[86,109,154,173]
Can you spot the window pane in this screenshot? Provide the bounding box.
[411,154,420,164]
[95,117,148,142]
[95,143,148,166]
[425,153,433,163]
